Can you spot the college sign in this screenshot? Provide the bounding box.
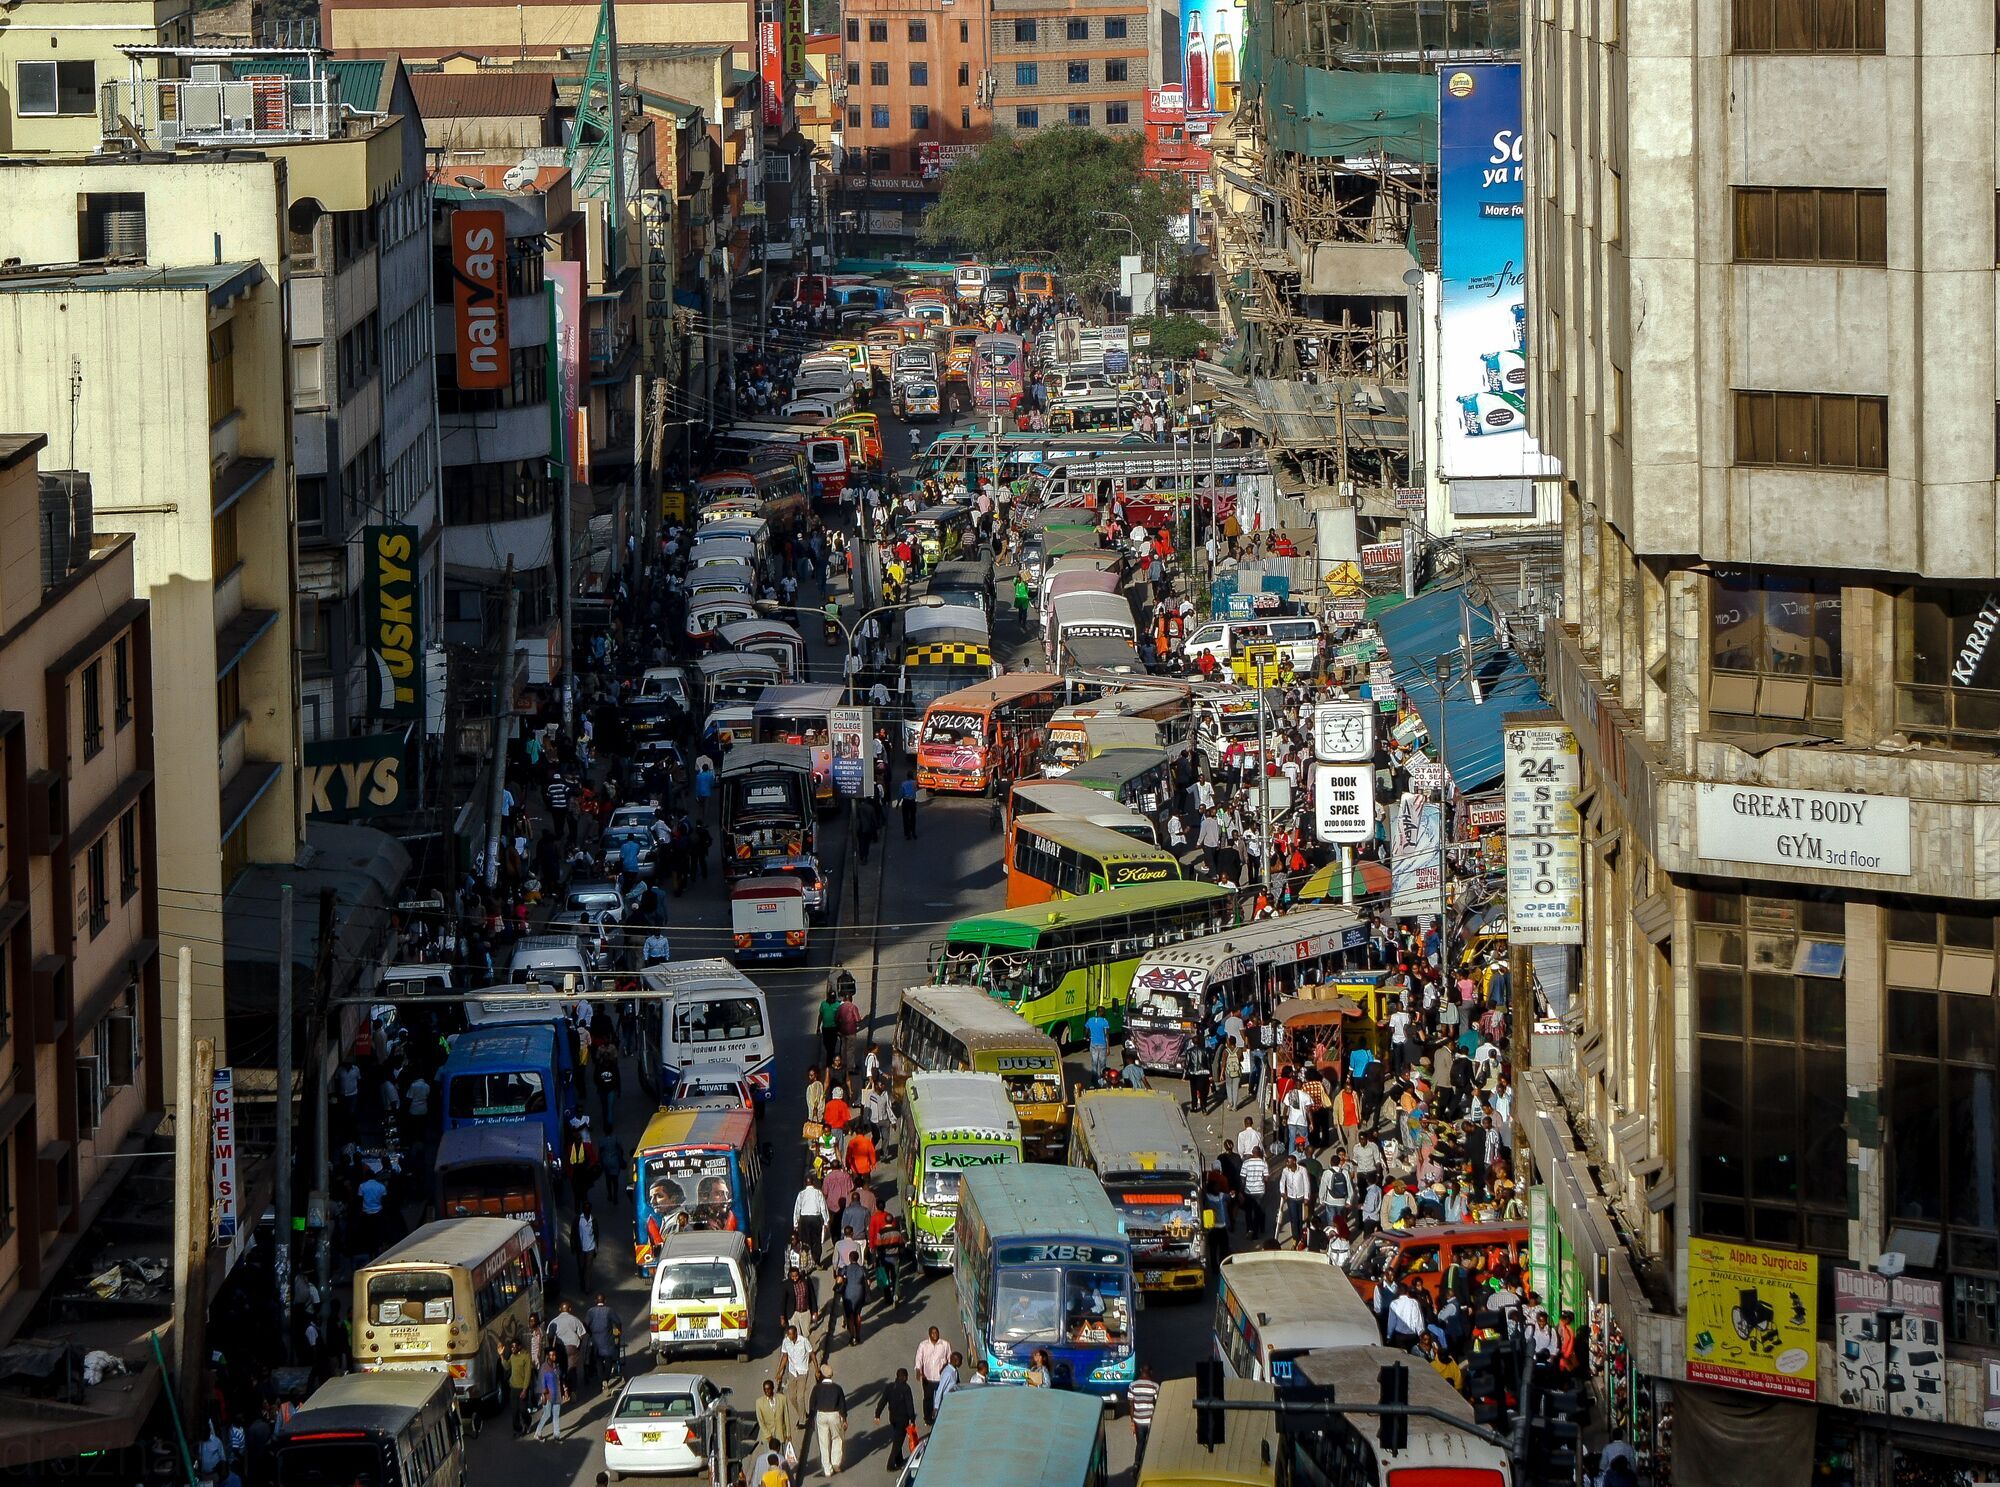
[449,208,510,390]
[363,525,421,719]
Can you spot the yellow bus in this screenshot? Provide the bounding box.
[352,1216,545,1409]
[1006,816,1181,908]
[892,985,1068,1160]
[1136,1377,1278,1487]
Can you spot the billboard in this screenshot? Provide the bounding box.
[1832,1268,1945,1421]
[759,21,783,127]
[830,706,873,797]
[1180,0,1242,120]
[548,263,585,486]
[1685,1239,1818,1401]
[303,730,412,820]
[449,208,510,390]
[782,0,806,78]
[363,525,421,719]
[1502,722,1583,944]
[1436,64,1558,481]
[1389,794,1442,915]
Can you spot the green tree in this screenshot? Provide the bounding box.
[1133,314,1217,360]
[921,128,1188,294]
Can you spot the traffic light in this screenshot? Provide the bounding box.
[1195,1360,1226,1449]
[1530,1387,1584,1483]
[1376,1361,1409,1453]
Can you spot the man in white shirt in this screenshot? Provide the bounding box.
[1281,1084,1313,1156]
[792,1181,829,1265]
[1387,1005,1412,1073]
[1276,1154,1312,1243]
[778,1324,816,1423]
[1387,1286,1426,1349]
[1234,1116,1263,1159]
[1237,1148,1270,1237]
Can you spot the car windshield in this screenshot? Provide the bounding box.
[616,1391,697,1420]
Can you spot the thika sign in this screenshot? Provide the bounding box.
[449,208,510,390]
[1695,783,1911,877]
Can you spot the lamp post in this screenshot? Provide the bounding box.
[1397,622,1482,977]
[758,595,944,703]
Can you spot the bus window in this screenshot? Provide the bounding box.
[447,1070,545,1120]
[367,1267,454,1326]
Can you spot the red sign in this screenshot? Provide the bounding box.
[1360,541,1403,572]
[759,22,783,127]
[450,208,510,390]
[1147,86,1185,119]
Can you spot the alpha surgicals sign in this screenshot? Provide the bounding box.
[1694,783,1911,877]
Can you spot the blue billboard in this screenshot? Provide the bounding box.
[1436,64,1557,482]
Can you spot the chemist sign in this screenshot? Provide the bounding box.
[1313,763,1375,845]
[1694,784,1911,877]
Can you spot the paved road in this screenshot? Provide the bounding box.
[470,390,1235,1487]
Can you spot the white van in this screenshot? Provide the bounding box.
[639,665,694,712]
[1183,616,1323,671]
[508,934,590,988]
[648,1231,756,1359]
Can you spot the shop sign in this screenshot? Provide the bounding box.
[1408,761,1445,796]
[1360,541,1402,572]
[212,1068,238,1242]
[1503,724,1580,835]
[830,706,872,797]
[1832,1268,1945,1421]
[363,525,421,719]
[548,264,585,486]
[759,22,783,127]
[1468,800,1506,829]
[1389,794,1442,914]
[1327,597,1366,625]
[1506,834,1581,940]
[1503,722,1582,944]
[1527,1183,1551,1299]
[1684,1239,1818,1401]
[1694,783,1911,877]
[449,208,510,390]
[1312,763,1374,845]
[1392,486,1426,509]
[1986,1359,2000,1430]
[303,730,411,820]
[782,0,806,77]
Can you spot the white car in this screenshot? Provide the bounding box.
[668,1061,756,1112]
[603,1372,729,1480]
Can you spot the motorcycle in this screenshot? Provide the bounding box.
[823,612,841,645]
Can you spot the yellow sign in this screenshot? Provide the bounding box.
[1684,1239,1819,1401]
[661,489,688,523]
[1323,561,1363,597]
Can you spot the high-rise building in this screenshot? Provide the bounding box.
[989,0,1151,136]
[1520,3,2000,1474]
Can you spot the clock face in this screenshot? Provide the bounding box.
[1317,707,1373,761]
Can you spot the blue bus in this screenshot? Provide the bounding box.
[440,1025,572,1157]
[911,1386,1105,1487]
[433,1123,561,1281]
[633,1107,765,1272]
[955,1165,1136,1400]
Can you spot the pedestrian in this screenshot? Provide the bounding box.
[779,1323,816,1424]
[793,1181,829,1266]
[756,1378,798,1452]
[817,987,842,1067]
[1277,1154,1312,1244]
[576,1203,598,1289]
[914,1326,951,1423]
[583,1291,619,1387]
[874,1368,918,1470]
[837,1251,868,1347]
[1239,1144,1270,1237]
[1224,1036,1245,1110]
[1084,1008,1111,1079]
[1129,1365,1160,1466]
[507,1339,535,1436]
[809,1364,847,1478]
[899,773,919,839]
[531,1351,564,1440]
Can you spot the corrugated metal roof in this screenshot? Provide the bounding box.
[410,69,557,119]
[241,57,387,112]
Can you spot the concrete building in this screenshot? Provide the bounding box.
[324,0,759,60]
[0,435,160,1361]
[989,0,1151,135]
[0,0,192,155]
[1519,2,2000,1477]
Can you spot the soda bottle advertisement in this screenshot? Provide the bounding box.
[1179,0,1243,119]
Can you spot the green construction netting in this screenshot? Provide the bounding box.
[1254,57,1438,161]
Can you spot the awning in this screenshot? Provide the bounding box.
[1374,583,1546,792]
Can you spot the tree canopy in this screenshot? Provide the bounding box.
[1133,314,1218,360]
[920,128,1188,291]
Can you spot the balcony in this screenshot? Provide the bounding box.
[589,323,638,384]
[103,71,346,149]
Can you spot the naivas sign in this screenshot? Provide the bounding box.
[451,207,511,389]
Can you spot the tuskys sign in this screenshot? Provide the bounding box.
[1694,783,1911,877]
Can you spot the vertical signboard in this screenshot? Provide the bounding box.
[548,263,585,486]
[759,21,784,127]
[1502,721,1583,943]
[640,190,673,372]
[1179,0,1242,121]
[211,1067,238,1243]
[364,525,422,719]
[830,706,872,797]
[1832,1268,1946,1421]
[1436,64,1558,480]
[450,208,510,390]
[1684,1239,1819,1401]
[1389,793,1442,915]
[782,0,806,78]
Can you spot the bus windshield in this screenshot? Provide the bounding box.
[447,1070,545,1119]
[922,708,987,746]
[995,1267,1131,1351]
[673,996,767,1044]
[910,668,988,710]
[366,1269,454,1324]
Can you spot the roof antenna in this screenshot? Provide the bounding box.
[214,231,222,265]
[67,356,83,468]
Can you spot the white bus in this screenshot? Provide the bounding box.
[352,1217,544,1408]
[1288,1345,1513,1487]
[638,959,775,1109]
[1212,1251,1381,1387]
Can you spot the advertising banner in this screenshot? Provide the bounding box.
[303,730,412,820]
[211,1068,238,1243]
[782,0,806,78]
[1503,722,1583,944]
[1694,782,1911,877]
[759,21,783,127]
[363,525,421,719]
[1832,1268,1945,1420]
[1436,64,1558,481]
[640,190,673,371]
[449,208,510,390]
[1180,0,1242,120]
[1389,794,1442,915]
[1102,325,1131,375]
[830,706,872,797]
[1313,763,1375,845]
[548,264,585,486]
[1684,1239,1819,1401]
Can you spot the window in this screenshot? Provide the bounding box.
[1733,390,1886,472]
[958,62,970,85]
[868,19,888,41]
[216,667,242,741]
[118,807,139,903]
[1733,187,1886,265]
[212,503,240,580]
[960,20,969,40]
[1106,101,1129,124]
[1015,107,1040,128]
[847,104,862,127]
[1105,59,1128,82]
[0,1135,11,1246]
[908,19,927,40]
[87,836,109,937]
[870,61,889,86]
[16,60,97,116]
[76,1056,102,1141]
[961,105,971,127]
[1733,0,1884,51]
[1068,61,1090,84]
[81,659,103,761]
[1895,586,2000,752]
[866,145,892,170]
[847,61,860,84]
[1014,19,1038,41]
[1105,17,1128,37]
[1708,572,1843,730]
[208,321,237,427]
[846,18,859,39]
[910,62,928,85]
[911,104,931,128]
[1068,104,1091,125]
[1016,63,1039,86]
[443,459,552,528]
[871,105,891,128]
[105,985,138,1088]
[112,635,131,729]
[1693,891,1850,1255]
[1067,18,1090,39]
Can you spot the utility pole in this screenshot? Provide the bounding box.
[274,882,294,1362]
[182,1035,214,1425]
[311,887,337,1341]
[169,947,194,1418]
[485,559,520,888]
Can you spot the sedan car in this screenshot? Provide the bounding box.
[603,1372,728,1480]
[667,1061,756,1113]
[602,805,663,875]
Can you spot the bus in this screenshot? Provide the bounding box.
[713,423,852,506]
[892,985,1069,1160]
[1069,1088,1206,1293]
[955,1165,1136,1398]
[351,1217,543,1407]
[915,673,1064,794]
[1136,1377,1277,1487]
[1126,908,1368,1076]
[1063,747,1173,817]
[1214,1252,1382,1386]
[934,883,1232,1045]
[973,333,1028,411]
[1040,687,1192,775]
[912,1386,1105,1487]
[1006,780,1158,846]
[899,1072,1023,1268]
[1288,1346,1514,1487]
[1006,816,1182,907]
[638,959,774,1107]
[1050,590,1140,676]
[693,454,807,534]
[900,604,993,751]
[718,744,816,877]
[634,1107,764,1271]
[439,1025,571,1158]
[753,684,842,808]
[433,1123,560,1281]
[275,1372,465,1487]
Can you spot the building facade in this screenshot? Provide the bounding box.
[0,435,161,1357]
[989,0,1151,135]
[1521,0,2000,1477]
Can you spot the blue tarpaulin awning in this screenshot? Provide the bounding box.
[1373,583,1546,792]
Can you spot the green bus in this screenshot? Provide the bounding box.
[898,1071,1023,1269]
[933,882,1232,1044]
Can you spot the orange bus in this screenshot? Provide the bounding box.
[914,673,1064,795]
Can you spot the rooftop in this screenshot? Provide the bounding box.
[0,434,48,471]
[0,261,266,308]
[615,43,734,60]
[409,69,558,119]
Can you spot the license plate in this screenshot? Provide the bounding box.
[394,1339,428,1352]
[679,1326,725,1339]
[643,1432,663,1444]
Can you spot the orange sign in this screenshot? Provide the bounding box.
[450,208,510,390]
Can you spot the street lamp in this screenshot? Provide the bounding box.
[1395,622,1484,978]
[757,594,945,703]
